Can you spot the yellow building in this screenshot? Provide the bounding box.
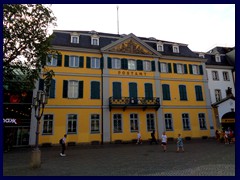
[29,30,215,146]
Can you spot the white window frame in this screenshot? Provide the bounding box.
[91,57,100,69]
[128,59,136,70]
[130,113,139,132]
[212,71,219,80]
[67,114,77,134]
[223,72,230,81]
[182,113,190,130]
[47,54,58,66]
[157,43,164,52]
[177,64,184,74]
[90,114,100,134]
[215,89,222,102]
[165,113,173,131]
[71,36,79,43]
[198,113,207,130]
[173,45,179,53]
[42,114,53,135]
[69,56,79,67]
[143,60,151,71]
[199,53,205,58]
[112,58,121,69]
[192,65,199,75]
[91,37,99,46]
[160,62,168,73]
[146,113,155,132]
[113,114,122,133]
[68,80,78,98]
[215,54,221,62]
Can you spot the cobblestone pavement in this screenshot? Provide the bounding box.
[3,139,235,176]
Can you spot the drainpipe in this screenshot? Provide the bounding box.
[101,55,104,145]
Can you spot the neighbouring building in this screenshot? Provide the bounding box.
[196,47,235,132]
[29,30,216,146]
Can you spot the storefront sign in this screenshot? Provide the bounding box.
[3,118,18,124]
[221,119,235,123]
[118,71,147,76]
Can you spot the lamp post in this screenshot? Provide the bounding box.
[30,90,48,168]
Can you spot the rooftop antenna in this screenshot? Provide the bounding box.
[117,5,119,34]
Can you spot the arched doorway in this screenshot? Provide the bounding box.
[221,111,235,131]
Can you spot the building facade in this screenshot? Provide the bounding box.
[29,30,215,146]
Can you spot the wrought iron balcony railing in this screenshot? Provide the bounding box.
[109,97,160,111]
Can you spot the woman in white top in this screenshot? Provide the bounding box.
[161,131,167,152]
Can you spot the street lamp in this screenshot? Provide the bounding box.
[30,90,48,168]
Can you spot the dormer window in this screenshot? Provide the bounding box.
[91,35,99,46]
[71,36,79,43]
[215,54,221,62]
[173,44,179,53]
[199,53,205,58]
[157,42,164,52]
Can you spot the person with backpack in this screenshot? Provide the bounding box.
[60,134,67,156]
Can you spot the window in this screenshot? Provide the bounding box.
[130,113,139,132]
[146,114,155,131]
[165,114,173,131]
[179,85,188,101]
[143,61,151,71]
[215,54,221,62]
[68,80,79,98]
[91,81,100,99]
[177,64,184,74]
[160,63,168,73]
[112,58,121,69]
[113,114,122,133]
[128,59,136,70]
[215,89,222,102]
[195,85,203,101]
[157,43,164,52]
[91,114,100,133]
[144,83,153,100]
[113,82,122,99]
[47,54,57,66]
[189,64,203,75]
[192,65,199,74]
[223,72,230,81]
[173,63,187,74]
[199,54,205,58]
[162,84,171,100]
[199,113,207,130]
[91,37,99,46]
[71,36,79,43]
[67,114,77,134]
[91,57,100,68]
[173,45,179,53]
[182,113,190,130]
[69,56,79,67]
[42,114,53,134]
[212,71,219,80]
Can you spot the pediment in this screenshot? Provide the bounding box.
[101,34,161,57]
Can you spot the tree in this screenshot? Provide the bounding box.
[3,4,57,91]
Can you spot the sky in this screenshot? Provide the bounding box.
[49,4,235,52]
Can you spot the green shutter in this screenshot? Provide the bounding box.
[158,62,161,72]
[64,55,69,67]
[39,79,44,91]
[168,63,172,73]
[189,64,193,74]
[63,80,68,98]
[145,83,153,99]
[199,65,203,75]
[57,55,62,66]
[49,79,55,98]
[129,83,137,98]
[91,81,100,99]
[179,85,187,100]
[151,61,155,71]
[108,57,112,69]
[87,57,91,68]
[173,63,177,73]
[195,86,203,101]
[121,58,128,70]
[184,64,188,74]
[162,84,170,100]
[79,56,84,68]
[113,82,122,99]
[137,60,143,71]
[100,57,104,69]
[78,81,83,98]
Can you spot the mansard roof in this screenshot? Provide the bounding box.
[51,30,199,58]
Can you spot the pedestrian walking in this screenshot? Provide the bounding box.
[176,134,184,152]
[60,134,67,156]
[161,131,167,152]
[150,130,158,144]
[136,131,142,144]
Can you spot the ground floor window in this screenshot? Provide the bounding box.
[113,114,122,133]
[130,113,139,132]
[165,113,173,131]
[91,114,100,133]
[146,113,155,131]
[199,113,207,130]
[182,113,191,130]
[67,114,77,134]
[43,114,53,134]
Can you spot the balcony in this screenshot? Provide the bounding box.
[109,97,160,111]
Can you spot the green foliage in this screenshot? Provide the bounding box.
[3,4,57,91]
